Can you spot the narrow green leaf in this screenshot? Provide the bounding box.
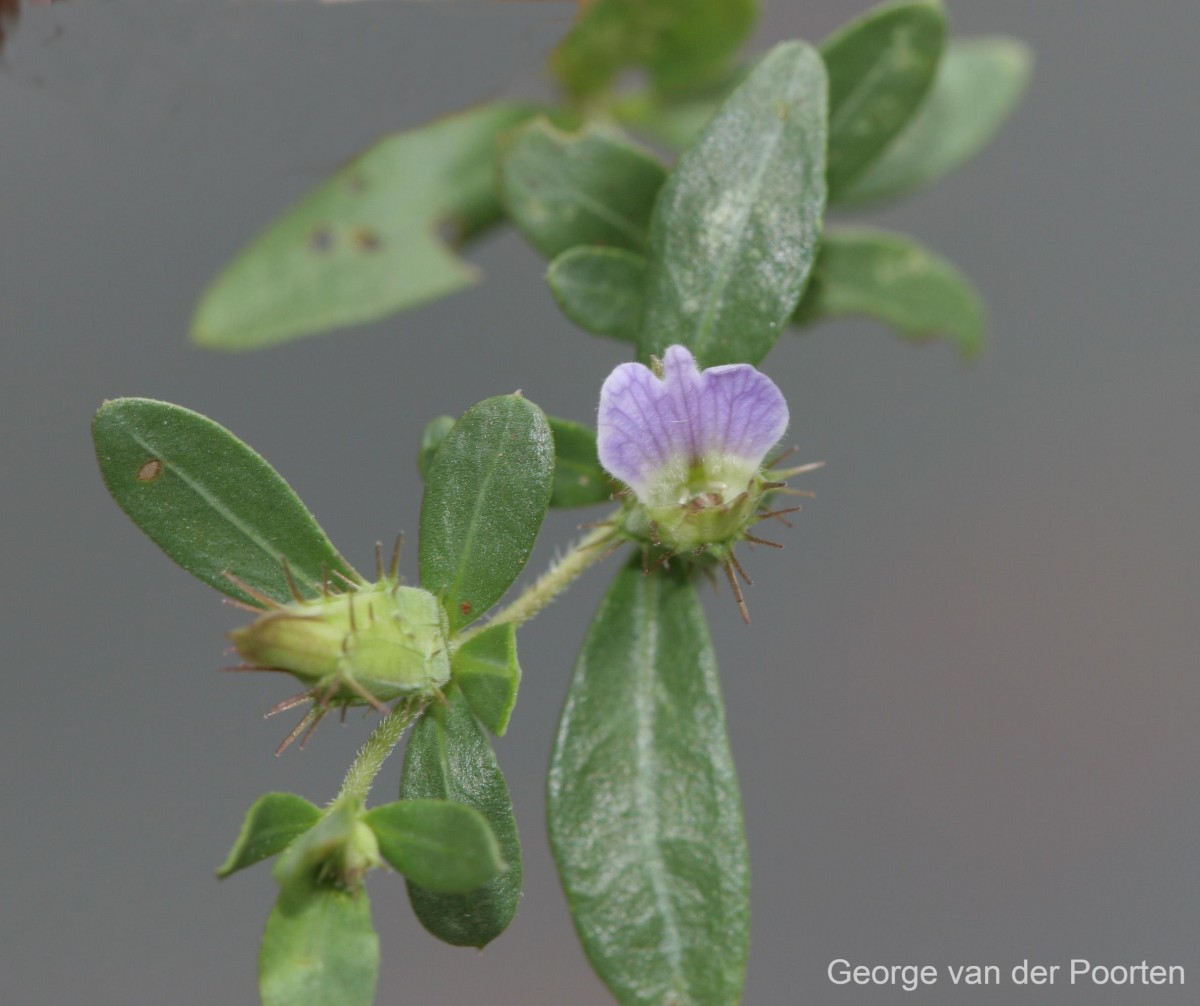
[547,416,613,508]
[92,398,358,605]
[419,394,554,633]
[451,622,521,736]
[498,119,665,260]
[548,562,748,1006]
[639,41,828,367]
[259,876,379,1006]
[191,101,534,350]
[365,799,503,894]
[835,36,1032,206]
[217,793,322,879]
[823,1,946,198]
[400,687,521,947]
[417,415,456,481]
[794,226,985,356]
[546,247,644,344]
[551,0,758,99]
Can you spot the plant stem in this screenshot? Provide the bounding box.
[336,700,421,804]
[455,516,621,646]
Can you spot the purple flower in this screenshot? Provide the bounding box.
[598,345,788,509]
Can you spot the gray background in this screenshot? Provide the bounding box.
[3,1,1198,1003]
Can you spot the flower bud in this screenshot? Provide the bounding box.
[231,580,451,715]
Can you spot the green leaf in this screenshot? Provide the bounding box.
[547,416,613,508]
[419,394,554,633]
[217,793,322,879]
[794,226,984,357]
[259,876,379,1006]
[417,415,455,481]
[92,398,358,606]
[498,119,665,260]
[823,1,946,199]
[400,687,521,947]
[546,247,644,344]
[639,41,828,367]
[551,0,758,99]
[835,36,1032,206]
[191,101,534,350]
[364,799,503,894]
[548,561,748,1006]
[451,622,521,736]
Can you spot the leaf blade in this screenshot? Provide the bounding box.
[191,102,534,350]
[259,878,379,1006]
[217,793,322,879]
[823,1,946,198]
[547,416,613,508]
[546,247,645,344]
[92,398,357,604]
[794,226,985,356]
[551,0,758,98]
[499,119,666,260]
[450,621,521,736]
[548,562,748,1006]
[638,41,828,367]
[835,36,1032,206]
[400,687,522,947]
[365,799,503,895]
[418,394,554,632]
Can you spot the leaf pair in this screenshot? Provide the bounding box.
[94,392,552,643]
[246,782,508,1006]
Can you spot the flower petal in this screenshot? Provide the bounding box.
[597,345,788,503]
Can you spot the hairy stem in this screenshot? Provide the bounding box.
[336,700,422,804]
[455,515,622,646]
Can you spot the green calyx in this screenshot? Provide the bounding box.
[231,578,451,711]
[624,470,769,556]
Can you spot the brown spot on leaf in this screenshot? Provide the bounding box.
[309,227,334,254]
[136,458,163,482]
[458,601,472,617]
[352,228,382,252]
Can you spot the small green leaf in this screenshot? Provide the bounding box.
[498,119,665,260]
[365,799,503,894]
[400,687,521,947]
[450,622,521,735]
[259,876,379,1006]
[417,415,455,481]
[835,36,1032,206]
[639,41,828,367]
[794,227,984,356]
[191,101,534,350]
[92,398,358,605]
[547,416,613,508]
[419,394,554,633]
[823,1,946,198]
[551,0,758,99]
[217,793,322,879]
[548,561,748,1006]
[546,247,645,344]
